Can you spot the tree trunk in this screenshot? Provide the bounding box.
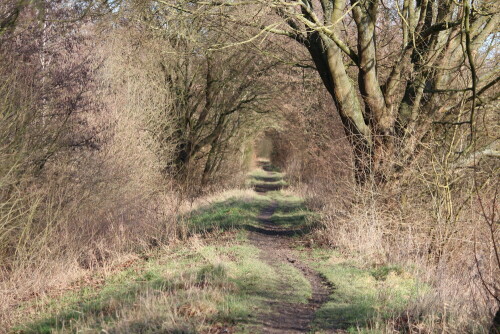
[306,35,373,184]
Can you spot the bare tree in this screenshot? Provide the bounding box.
[184,0,499,183]
[122,5,277,189]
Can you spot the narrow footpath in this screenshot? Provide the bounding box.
[247,162,334,333]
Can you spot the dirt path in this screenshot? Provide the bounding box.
[247,186,333,333]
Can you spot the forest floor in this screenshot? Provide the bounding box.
[11,161,425,334]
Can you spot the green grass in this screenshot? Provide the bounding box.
[247,178,288,187]
[187,194,271,233]
[247,168,288,188]
[13,265,171,333]
[248,168,284,178]
[187,190,315,235]
[297,248,428,333]
[14,239,315,334]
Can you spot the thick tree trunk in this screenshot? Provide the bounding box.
[306,34,373,183]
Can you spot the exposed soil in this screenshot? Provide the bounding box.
[247,175,338,333]
[253,183,284,193]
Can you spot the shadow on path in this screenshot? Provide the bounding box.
[246,163,341,334]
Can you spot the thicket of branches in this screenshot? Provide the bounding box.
[0,0,498,332]
[0,0,280,327]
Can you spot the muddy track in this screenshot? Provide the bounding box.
[247,196,333,333]
[253,183,284,193]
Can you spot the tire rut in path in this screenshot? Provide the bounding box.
[247,199,333,333]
